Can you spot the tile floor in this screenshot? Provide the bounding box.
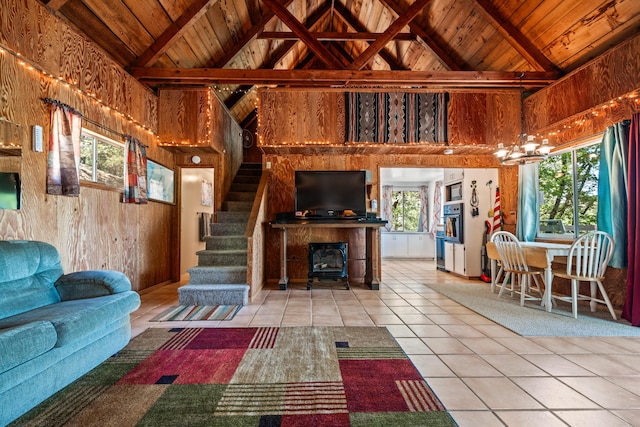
[130,259,640,427]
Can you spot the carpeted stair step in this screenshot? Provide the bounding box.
[216,211,251,223]
[235,168,262,177]
[196,249,247,266]
[226,191,256,202]
[205,235,247,250]
[210,222,245,236]
[178,284,249,305]
[222,200,253,211]
[188,265,247,284]
[230,182,259,192]
[232,175,261,184]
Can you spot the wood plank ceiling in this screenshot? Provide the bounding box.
[40,0,640,128]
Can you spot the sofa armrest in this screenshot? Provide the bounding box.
[55,270,132,301]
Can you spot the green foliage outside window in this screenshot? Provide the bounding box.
[391,191,421,231]
[80,132,124,188]
[538,144,599,235]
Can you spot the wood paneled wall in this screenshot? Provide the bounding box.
[0,0,176,291]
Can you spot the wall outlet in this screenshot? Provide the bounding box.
[32,125,43,152]
[266,161,271,169]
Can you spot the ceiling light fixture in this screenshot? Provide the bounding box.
[494,74,554,165]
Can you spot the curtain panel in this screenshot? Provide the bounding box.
[430,181,442,238]
[516,164,538,241]
[418,185,428,232]
[47,102,82,196]
[597,121,629,269]
[123,136,148,204]
[382,185,393,231]
[623,113,640,325]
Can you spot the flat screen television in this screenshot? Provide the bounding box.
[295,170,366,218]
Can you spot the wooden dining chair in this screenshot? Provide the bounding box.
[549,231,616,319]
[490,231,545,306]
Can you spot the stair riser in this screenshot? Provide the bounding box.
[188,267,247,284]
[222,201,253,211]
[216,212,251,223]
[235,169,262,177]
[233,176,261,184]
[210,223,245,236]
[230,183,259,192]
[226,192,256,202]
[205,236,247,250]
[197,252,247,266]
[178,284,249,306]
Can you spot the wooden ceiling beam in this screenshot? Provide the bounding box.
[45,0,70,11]
[332,3,405,70]
[131,0,218,68]
[470,0,558,72]
[257,31,415,41]
[207,0,295,68]
[349,0,433,70]
[379,0,461,71]
[130,67,557,87]
[261,0,344,69]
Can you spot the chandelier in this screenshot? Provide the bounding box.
[494,75,554,165]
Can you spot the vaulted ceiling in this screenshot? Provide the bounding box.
[39,0,640,128]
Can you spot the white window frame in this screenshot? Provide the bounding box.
[80,128,124,189]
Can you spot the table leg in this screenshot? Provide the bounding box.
[278,228,288,290]
[365,227,380,290]
[543,266,553,311]
[490,259,497,293]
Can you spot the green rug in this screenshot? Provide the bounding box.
[150,305,242,321]
[11,327,456,426]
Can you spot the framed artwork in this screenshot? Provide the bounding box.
[201,179,212,206]
[147,160,175,203]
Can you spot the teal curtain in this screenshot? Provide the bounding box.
[597,121,629,268]
[516,163,538,242]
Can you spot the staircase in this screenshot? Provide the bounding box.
[178,163,262,306]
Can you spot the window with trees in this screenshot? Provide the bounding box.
[538,139,600,238]
[79,129,124,189]
[391,190,421,231]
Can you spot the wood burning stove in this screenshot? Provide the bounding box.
[308,242,349,290]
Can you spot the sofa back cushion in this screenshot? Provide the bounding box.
[0,241,63,320]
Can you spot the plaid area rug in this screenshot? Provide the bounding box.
[150,305,242,321]
[12,327,456,426]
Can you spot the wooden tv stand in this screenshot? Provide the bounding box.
[270,219,387,290]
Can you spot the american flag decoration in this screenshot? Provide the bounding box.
[492,187,501,233]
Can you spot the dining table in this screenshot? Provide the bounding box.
[486,240,572,312]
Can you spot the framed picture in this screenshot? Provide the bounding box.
[201,179,213,206]
[147,160,175,203]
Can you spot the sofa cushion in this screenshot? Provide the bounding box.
[0,321,57,373]
[55,270,132,300]
[0,292,140,347]
[0,241,63,320]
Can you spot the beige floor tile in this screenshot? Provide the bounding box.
[598,337,640,353]
[458,338,514,355]
[440,355,504,377]
[427,378,488,410]
[249,314,283,326]
[559,377,640,409]
[511,377,599,409]
[611,410,640,425]
[341,316,375,326]
[448,411,503,427]
[311,315,344,326]
[564,337,634,354]
[494,411,567,427]
[368,313,404,325]
[528,337,594,354]
[415,306,450,315]
[440,324,488,338]
[396,313,434,324]
[410,355,456,377]
[462,377,543,410]
[408,324,452,338]
[385,324,416,338]
[522,354,596,377]
[494,337,554,354]
[554,410,632,427]
[425,314,468,324]
[395,337,432,354]
[480,354,549,377]
[606,376,640,396]
[562,354,639,376]
[456,314,497,325]
[471,324,520,338]
[422,337,474,354]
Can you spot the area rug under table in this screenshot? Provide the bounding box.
[12,327,456,426]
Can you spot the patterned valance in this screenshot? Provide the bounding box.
[345,92,449,143]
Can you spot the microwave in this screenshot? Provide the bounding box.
[447,182,463,201]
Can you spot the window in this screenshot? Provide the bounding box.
[80,129,124,189]
[391,190,421,231]
[538,138,600,238]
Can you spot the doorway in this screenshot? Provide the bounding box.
[180,167,214,277]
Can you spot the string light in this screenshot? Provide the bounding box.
[0,43,157,138]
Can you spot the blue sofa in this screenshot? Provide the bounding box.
[0,240,141,425]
